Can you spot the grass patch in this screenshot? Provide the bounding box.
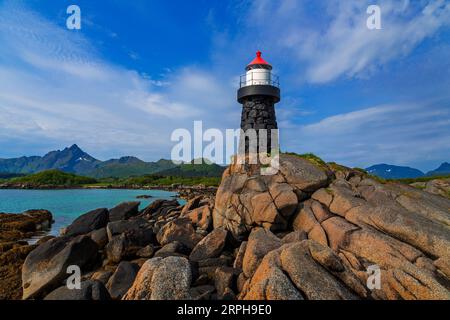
[284,152,328,169]
[353,167,368,174]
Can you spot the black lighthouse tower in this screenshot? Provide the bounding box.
[237,51,280,155]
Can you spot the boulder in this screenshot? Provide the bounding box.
[281,230,307,244]
[109,202,140,222]
[182,205,213,231]
[91,270,113,284]
[123,256,192,300]
[233,241,247,271]
[105,228,154,264]
[89,228,108,248]
[215,266,238,299]
[156,218,203,249]
[106,218,151,241]
[136,245,155,258]
[189,228,228,262]
[22,235,98,299]
[242,228,282,278]
[106,261,139,299]
[154,241,190,258]
[141,200,180,220]
[241,241,359,300]
[65,208,109,237]
[181,196,202,216]
[278,154,330,192]
[44,280,110,300]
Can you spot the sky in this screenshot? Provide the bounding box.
[0,0,449,172]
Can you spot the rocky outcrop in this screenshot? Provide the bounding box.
[213,154,331,240]
[108,202,140,222]
[411,178,450,199]
[0,210,53,243]
[0,210,53,300]
[123,256,192,300]
[214,155,450,300]
[189,228,228,262]
[5,155,449,301]
[22,235,99,299]
[106,261,139,299]
[156,218,203,249]
[240,240,362,300]
[65,208,109,237]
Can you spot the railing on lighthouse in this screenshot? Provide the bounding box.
[239,71,280,88]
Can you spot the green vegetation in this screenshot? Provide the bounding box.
[9,170,97,186]
[352,167,368,174]
[284,152,328,170]
[121,175,221,187]
[157,160,225,178]
[84,158,178,178]
[1,169,222,188]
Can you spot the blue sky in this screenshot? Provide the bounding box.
[0,0,449,171]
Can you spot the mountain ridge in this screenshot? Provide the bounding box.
[1,145,446,179]
[0,145,224,178]
[366,162,450,179]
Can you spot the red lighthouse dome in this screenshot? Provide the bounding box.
[246,51,272,71]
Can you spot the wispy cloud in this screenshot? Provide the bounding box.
[0,1,238,160]
[242,0,450,83]
[283,100,450,171]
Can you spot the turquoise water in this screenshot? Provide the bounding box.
[0,189,181,236]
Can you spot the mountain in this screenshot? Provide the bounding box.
[84,158,177,178]
[0,145,223,178]
[427,162,450,177]
[365,164,424,179]
[0,144,100,174]
[157,160,226,177]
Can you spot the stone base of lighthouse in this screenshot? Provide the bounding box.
[240,95,278,154]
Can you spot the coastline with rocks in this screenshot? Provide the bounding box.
[0,154,449,300]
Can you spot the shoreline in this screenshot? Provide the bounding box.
[0,184,218,200]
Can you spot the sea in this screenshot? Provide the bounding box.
[0,189,182,237]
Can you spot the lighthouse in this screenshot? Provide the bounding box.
[238,51,280,155]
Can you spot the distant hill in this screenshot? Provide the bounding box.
[427,162,450,177]
[0,145,223,178]
[158,160,226,177]
[6,170,97,187]
[83,157,177,178]
[366,164,424,179]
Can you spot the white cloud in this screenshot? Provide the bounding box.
[242,0,450,83]
[0,1,239,161]
[282,101,450,170]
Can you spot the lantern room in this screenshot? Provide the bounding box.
[244,51,273,86]
[237,51,280,104]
